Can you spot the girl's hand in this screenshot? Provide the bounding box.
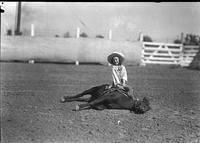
[116,84,124,89]
[108,85,112,89]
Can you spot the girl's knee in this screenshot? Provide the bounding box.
[124,85,133,91]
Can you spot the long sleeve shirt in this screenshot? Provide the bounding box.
[111,65,128,86]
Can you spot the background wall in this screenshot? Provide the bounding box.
[1,36,142,65]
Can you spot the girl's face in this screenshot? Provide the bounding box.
[112,56,120,65]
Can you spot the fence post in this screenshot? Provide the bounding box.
[109,29,112,40]
[75,61,79,65]
[77,27,80,38]
[140,42,146,66]
[31,24,35,37]
[139,32,143,42]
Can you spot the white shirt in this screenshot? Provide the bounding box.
[112,65,128,86]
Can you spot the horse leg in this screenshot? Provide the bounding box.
[60,95,92,103]
[68,84,108,99]
[60,88,95,103]
[76,94,109,111]
[75,103,105,111]
[75,103,92,111]
[62,97,92,102]
[60,84,108,103]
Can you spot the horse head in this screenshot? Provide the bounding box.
[131,97,151,114]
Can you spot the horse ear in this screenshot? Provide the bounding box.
[143,97,150,105]
[142,97,151,112]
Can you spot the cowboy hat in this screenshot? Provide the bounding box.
[107,52,125,64]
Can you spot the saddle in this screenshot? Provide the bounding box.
[103,86,130,98]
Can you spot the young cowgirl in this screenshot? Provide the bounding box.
[107,52,138,100]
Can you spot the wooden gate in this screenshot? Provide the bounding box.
[141,42,183,66]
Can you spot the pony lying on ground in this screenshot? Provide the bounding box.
[60,84,151,114]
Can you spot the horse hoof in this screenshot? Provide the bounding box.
[75,105,80,111]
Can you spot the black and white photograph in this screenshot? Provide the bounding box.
[1,2,200,143]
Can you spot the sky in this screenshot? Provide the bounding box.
[1,2,200,42]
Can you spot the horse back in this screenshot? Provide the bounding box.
[102,89,134,109]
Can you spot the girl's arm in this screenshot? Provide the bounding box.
[121,79,127,86]
[122,65,128,86]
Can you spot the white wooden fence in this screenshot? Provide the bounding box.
[141,42,183,66]
[180,45,200,67]
[141,42,200,66]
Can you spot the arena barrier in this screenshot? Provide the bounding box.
[1,36,142,65]
[141,42,183,66]
[180,45,200,67]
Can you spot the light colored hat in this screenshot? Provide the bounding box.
[107,52,125,64]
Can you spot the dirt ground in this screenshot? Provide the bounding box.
[1,62,200,143]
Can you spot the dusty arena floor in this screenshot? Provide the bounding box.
[1,62,200,143]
